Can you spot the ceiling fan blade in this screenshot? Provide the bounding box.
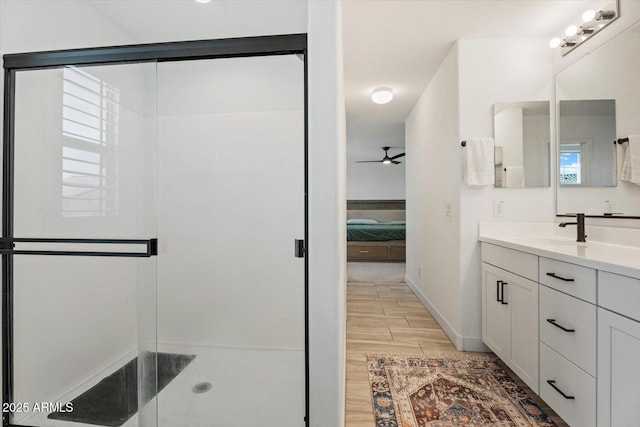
[356,160,383,163]
[389,153,406,160]
[391,160,402,164]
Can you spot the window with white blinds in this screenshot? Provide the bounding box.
[62,67,119,217]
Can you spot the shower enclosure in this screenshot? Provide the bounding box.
[2,35,308,427]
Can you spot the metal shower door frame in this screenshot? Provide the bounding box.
[2,33,309,427]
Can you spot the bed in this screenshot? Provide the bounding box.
[347,200,406,262]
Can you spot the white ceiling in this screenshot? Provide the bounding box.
[342,0,591,150]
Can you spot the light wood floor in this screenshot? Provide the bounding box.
[345,279,568,427]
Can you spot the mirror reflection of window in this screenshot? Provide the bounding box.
[558,99,616,188]
[559,144,583,185]
[62,67,120,217]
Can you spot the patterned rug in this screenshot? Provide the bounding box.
[367,352,556,426]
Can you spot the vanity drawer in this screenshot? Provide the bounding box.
[347,245,388,260]
[539,257,596,303]
[539,285,596,376]
[540,342,596,427]
[598,271,640,322]
[481,243,537,281]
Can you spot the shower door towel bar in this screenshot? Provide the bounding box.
[0,237,158,257]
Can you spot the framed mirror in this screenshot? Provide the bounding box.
[493,101,551,188]
[555,20,640,217]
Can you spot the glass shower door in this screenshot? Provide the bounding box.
[8,62,159,427]
[155,54,306,426]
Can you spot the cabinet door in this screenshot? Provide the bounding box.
[482,265,509,360]
[509,273,539,394]
[598,308,640,427]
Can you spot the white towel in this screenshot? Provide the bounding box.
[504,166,525,188]
[464,137,495,186]
[620,135,640,185]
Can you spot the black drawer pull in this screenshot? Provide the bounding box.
[546,380,575,400]
[546,319,575,332]
[500,281,508,305]
[496,280,502,302]
[546,272,575,282]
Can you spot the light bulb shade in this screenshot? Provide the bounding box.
[582,9,596,22]
[549,37,562,48]
[371,87,393,104]
[382,159,391,164]
[565,25,578,37]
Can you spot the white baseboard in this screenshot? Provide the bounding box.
[463,336,491,352]
[405,275,464,351]
[404,275,491,352]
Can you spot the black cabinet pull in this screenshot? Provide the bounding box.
[546,318,575,332]
[546,380,575,400]
[546,272,575,282]
[496,280,502,302]
[500,281,508,305]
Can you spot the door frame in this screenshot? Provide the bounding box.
[1,34,309,427]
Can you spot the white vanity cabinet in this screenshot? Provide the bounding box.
[597,272,640,427]
[481,244,539,393]
[480,236,640,427]
[538,258,597,427]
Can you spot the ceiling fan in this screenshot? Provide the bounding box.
[356,146,405,165]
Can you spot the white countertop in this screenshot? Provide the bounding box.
[479,223,640,280]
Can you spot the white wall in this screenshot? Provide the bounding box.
[495,107,524,168]
[308,2,347,426]
[346,122,406,200]
[406,38,555,351]
[405,43,462,347]
[458,38,555,349]
[523,113,551,187]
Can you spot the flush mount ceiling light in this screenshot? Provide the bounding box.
[371,87,393,104]
[195,0,211,3]
[549,1,619,56]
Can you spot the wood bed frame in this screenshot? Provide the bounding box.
[346,200,406,262]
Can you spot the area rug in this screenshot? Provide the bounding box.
[367,352,556,426]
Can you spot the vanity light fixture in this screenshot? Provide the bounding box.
[549,1,619,55]
[371,87,393,105]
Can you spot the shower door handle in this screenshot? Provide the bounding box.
[4,238,158,257]
[295,239,305,258]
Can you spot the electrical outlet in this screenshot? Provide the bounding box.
[445,203,453,217]
[604,200,612,213]
[493,200,504,217]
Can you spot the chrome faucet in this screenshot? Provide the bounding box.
[559,213,586,242]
